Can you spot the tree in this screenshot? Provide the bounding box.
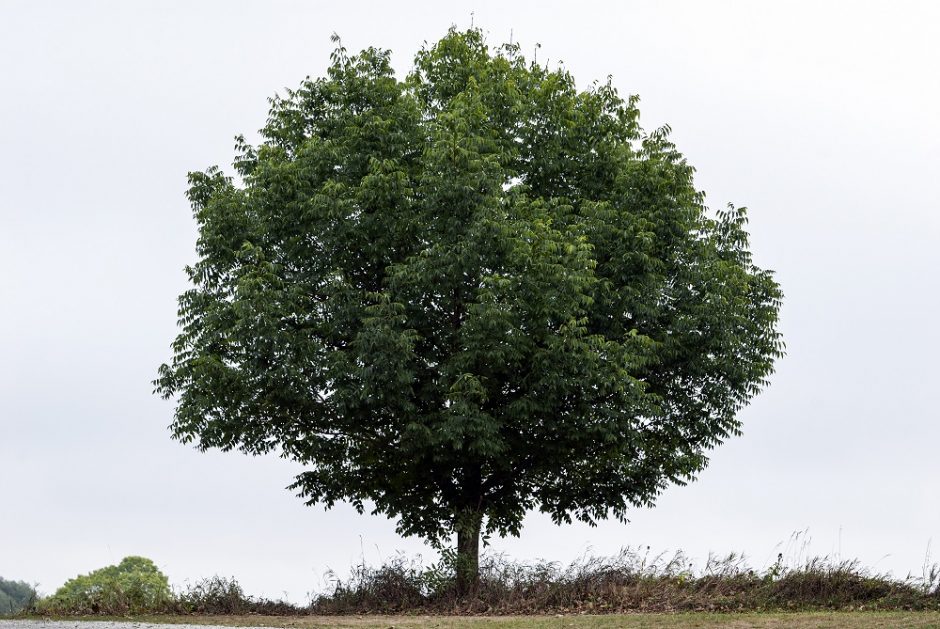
[0,577,36,615]
[156,28,783,593]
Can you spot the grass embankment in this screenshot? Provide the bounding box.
[23,547,940,620]
[303,550,940,616]
[91,611,940,628]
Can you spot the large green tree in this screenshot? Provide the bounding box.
[157,28,783,592]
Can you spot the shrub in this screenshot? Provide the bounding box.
[38,556,171,615]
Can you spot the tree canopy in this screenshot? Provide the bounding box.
[157,27,783,588]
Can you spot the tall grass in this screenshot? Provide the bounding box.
[173,576,296,615]
[23,542,940,616]
[310,547,940,614]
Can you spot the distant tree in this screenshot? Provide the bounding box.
[156,28,783,593]
[0,577,36,614]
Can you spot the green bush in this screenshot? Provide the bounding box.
[39,556,171,615]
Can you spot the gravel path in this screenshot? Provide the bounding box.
[0,623,245,629]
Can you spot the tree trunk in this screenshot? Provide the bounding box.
[454,511,482,597]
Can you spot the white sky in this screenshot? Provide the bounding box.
[2,0,939,604]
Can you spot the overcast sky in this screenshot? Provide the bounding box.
[2,0,939,604]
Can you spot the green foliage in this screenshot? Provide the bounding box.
[39,556,171,615]
[0,577,36,615]
[156,27,783,569]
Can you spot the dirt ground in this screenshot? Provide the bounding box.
[8,612,940,629]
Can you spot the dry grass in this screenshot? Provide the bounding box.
[308,549,940,615]
[24,543,940,618]
[117,611,940,628]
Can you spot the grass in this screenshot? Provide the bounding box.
[22,540,940,618]
[68,611,940,628]
[304,548,940,615]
